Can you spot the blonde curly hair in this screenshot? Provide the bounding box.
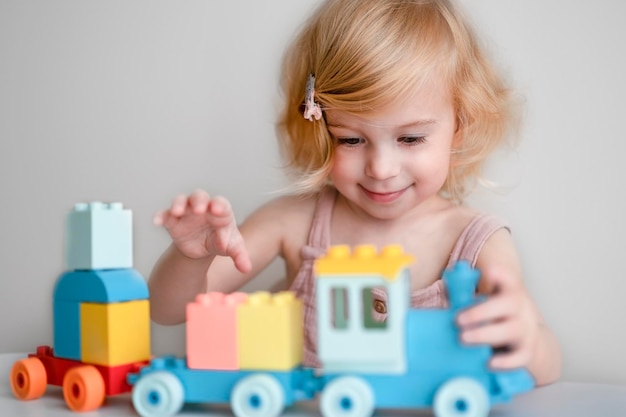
[276,0,518,203]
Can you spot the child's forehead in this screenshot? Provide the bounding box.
[326,112,438,130]
[325,83,454,129]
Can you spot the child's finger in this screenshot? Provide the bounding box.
[170,194,191,217]
[157,211,181,231]
[189,189,211,213]
[461,319,520,346]
[489,345,532,370]
[153,210,167,226]
[204,198,236,230]
[480,265,523,295]
[231,246,252,274]
[208,195,232,217]
[457,294,518,327]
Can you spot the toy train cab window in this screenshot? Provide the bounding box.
[330,287,348,329]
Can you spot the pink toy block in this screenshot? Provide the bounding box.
[186,292,248,370]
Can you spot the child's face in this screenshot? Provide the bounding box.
[326,79,457,220]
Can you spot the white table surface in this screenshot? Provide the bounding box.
[2,353,625,417]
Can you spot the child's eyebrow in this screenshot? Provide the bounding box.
[397,119,437,129]
[327,119,437,129]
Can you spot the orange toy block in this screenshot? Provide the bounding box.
[186,292,248,370]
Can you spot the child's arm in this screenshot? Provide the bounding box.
[455,229,563,386]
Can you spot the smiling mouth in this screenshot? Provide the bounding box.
[360,186,408,203]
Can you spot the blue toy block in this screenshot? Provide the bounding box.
[52,300,82,361]
[405,308,491,373]
[66,202,133,270]
[444,260,481,310]
[54,269,148,303]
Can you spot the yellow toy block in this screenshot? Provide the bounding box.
[315,244,414,280]
[80,299,151,366]
[237,291,303,370]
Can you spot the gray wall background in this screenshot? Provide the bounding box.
[1,1,624,384]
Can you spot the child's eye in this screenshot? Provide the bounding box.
[398,136,426,145]
[336,137,363,146]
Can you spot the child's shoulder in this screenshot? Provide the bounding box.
[247,191,324,256]
[431,199,484,228]
[259,191,321,213]
[246,190,322,229]
[445,204,510,237]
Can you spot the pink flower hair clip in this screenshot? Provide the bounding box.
[303,74,322,121]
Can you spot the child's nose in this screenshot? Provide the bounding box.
[365,147,400,180]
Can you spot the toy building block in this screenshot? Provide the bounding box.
[315,245,412,373]
[53,269,149,360]
[443,260,481,310]
[315,244,413,280]
[54,268,149,303]
[402,260,490,374]
[66,202,132,270]
[11,346,149,399]
[80,300,151,366]
[186,292,248,370]
[53,301,82,361]
[237,291,303,370]
[54,269,149,303]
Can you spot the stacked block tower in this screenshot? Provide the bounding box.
[54,202,150,367]
[10,202,151,412]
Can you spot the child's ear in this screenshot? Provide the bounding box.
[452,120,464,149]
[449,120,465,168]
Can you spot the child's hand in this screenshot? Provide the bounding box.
[456,267,541,370]
[153,189,251,274]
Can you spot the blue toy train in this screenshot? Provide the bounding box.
[129,245,534,417]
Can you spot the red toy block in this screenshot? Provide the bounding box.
[186,292,248,370]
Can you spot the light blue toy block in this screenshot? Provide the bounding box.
[53,300,81,361]
[54,269,148,303]
[66,202,133,270]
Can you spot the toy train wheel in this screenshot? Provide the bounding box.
[131,371,184,417]
[433,377,489,417]
[62,365,105,411]
[231,374,285,417]
[320,376,375,417]
[10,357,47,400]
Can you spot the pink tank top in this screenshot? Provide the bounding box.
[288,187,509,367]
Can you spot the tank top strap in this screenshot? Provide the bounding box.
[447,213,509,268]
[305,186,337,249]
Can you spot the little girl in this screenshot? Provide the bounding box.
[149,0,561,386]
